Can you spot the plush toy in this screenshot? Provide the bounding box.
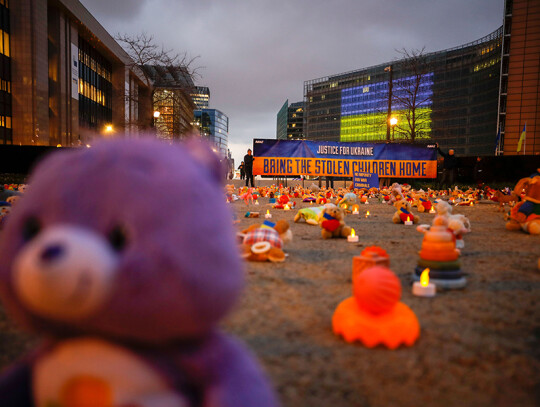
[273,194,295,209]
[415,191,432,213]
[447,213,471,249]
[338,192,357,208]
[241,220,291,262]
[388,183,403,205]
[319,205,352,239]
[294,206,324,226]
[0,138,278,407]
[0,201,11,230]
[436,200,453,218]
[392,200,419,224]
[506,169,540,234]
[225,184,236,203]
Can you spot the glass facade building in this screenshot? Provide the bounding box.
[276,100,305,140]
[191,86,210,109]
[78,37,113,131]
[194,108,229,156]
[287,101,305,140]
[0,0,10,144]
[276,99,288,139]
[304,27,503,155]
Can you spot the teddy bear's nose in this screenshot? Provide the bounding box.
[40,244,64,262]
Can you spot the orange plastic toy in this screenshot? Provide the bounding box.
[352,246,390,281]
[333,266,420,349]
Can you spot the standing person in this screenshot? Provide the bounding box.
[473,156,485,186]
[244,149,255,187]
[238,161,245,180]
[436,143,458,189]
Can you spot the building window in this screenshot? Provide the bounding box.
[78,37,112,130]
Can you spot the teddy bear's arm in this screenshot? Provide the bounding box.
[178,332,280,407]
[0,360,34,406]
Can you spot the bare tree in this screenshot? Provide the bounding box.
[115,32,201,137]
[390,47,433,143]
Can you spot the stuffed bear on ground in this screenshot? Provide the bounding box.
[0,138,279,407]
[319,204,352,239]
[393,199,420,224]
[506,169,540,235]
[241,220,291,262]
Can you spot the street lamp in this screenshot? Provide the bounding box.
[390,117,398,141]
[152,111,160,130]
[104,124,114,135]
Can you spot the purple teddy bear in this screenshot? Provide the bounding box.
[0,139,279,407]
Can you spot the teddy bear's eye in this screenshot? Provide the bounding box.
[108,225,128,252]
[22,217,42,242]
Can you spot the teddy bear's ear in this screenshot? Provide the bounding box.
[513,177,530,195]
[183,135,224,184]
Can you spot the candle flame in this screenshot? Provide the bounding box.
[470,202,474,206]
[284,204,290,210]
[366,211,370,217]
[266,210,270,215]
[429,207,436,213]
[342,204,347,209]
[407,216,411,222]
[420,268,430,287]
[351,229,356,237]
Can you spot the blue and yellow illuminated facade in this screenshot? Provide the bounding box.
[304,27,502,155]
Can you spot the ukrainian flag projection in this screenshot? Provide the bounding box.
[340,73,434,141]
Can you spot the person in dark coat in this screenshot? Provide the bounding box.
[244,149,255,187]
[473,156,485,186]
[238,162,245,180]
[436,143,458,189]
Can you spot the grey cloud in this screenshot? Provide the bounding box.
[79,0,504,164]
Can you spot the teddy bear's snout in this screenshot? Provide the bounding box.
[12,225,118,320]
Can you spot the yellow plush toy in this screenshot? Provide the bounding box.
[506,169,540,235]
[319,205,352,239]
[393,200,420,224]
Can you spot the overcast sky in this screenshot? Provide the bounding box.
[80,0,504,165]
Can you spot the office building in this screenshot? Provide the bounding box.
[191,86,210,109]
[276,100,304,140]
[303,0,539,156]
[497,0,539,155]
[276,100,288,140]
[287,101,304,140]
[194,108,229,156]
[144,65,196,140]
[6,0,153,146]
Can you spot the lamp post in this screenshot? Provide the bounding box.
[390,117,398,141]
[384,65,393,142]
[152,110,160,131]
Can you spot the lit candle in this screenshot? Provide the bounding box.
[365,211,370,218]
[347,229,359,243]
[265,210,272,219]
[404,216,413,226]
[255,200,259,205]
[365,200,369,205]
[470,201,474,206]
[412,268,436,297]
[429,206,436,214]
[352,208,359,215]
[284,204,290,211]
[342,204,348,210]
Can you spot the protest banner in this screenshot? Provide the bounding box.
[252,139,437,178]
